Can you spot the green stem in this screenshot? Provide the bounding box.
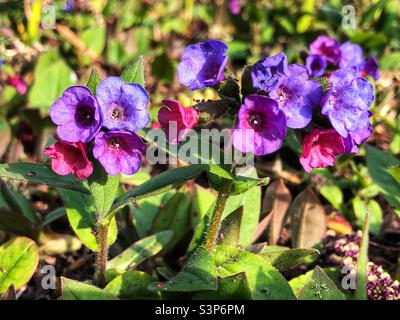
[95,222,109,288]
[204,182,232,252]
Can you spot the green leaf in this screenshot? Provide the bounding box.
[61,278,118,300]
[366,146,400,209]
[149,246,217,293]
[86,67,101,95]
[289,188,326,248]
[259,247,320,272]
[352,197,382,236]
[355,209,370,300]
[320,184,343,210]
[88,162,120,220]
[60,189,117,252]
[150,191,191,252]
[217,207,242,246]
[0,237,39,294]
[110,165,205,216]
[214,245,295,300]
[120,56,145,86]
[193,273,252,300]
[105,271,160,299]
[0,163,89,194]
[298,266,345,300]
[29,50,76,114]
[106,231,173,271]
[132,191,175,238]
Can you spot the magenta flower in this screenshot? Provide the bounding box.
[50,86,102,143]
[96,76,150,132]
[309,35,341,64]
[178,40,228,90]
[6,75,27,95]
[306,55,327,77]
[93,131,146,176]
[269,64,322,129]
[299,128,354,173]
[157,99,199,144]
[339,41,364,69]
[251,53,288,92]
[322,67,374,138]
[44,140,93,180]
[229,0,241,15]
[232,94,287,155]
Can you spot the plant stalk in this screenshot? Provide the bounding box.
[95,222,109,288]
[204,182,232,252]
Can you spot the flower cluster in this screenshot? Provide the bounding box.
[167,36,377,172]
[307,35,379,80]
[45,77,149,179]
[321,231,400,300]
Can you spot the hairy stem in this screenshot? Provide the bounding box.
[204,182,232,252]
[95,222,109,287]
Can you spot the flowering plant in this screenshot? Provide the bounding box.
[0,7,398,301]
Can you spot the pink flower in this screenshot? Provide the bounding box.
[157,99,199,144]
[6,75,27,95]
[44,140,93,179]
[300,128,354,173]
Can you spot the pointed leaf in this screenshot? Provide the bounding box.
[86,67,101,95]
[120,56,145,86]
[298,266,345,300]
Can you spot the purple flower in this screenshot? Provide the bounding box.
[339,41,364,69]
[63,0,74,11]
[361,56,379,81]
[269,64,322,128]
[50,86,102,143]
[0,59,4,68]
[232,94,287,155]
[177,40,228,90]
[251,53,288,92]
[96,76,150,132]
[306,55,327,77]
[309,35,341,64]
[322,67,374,138]
[93,131,146,176]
